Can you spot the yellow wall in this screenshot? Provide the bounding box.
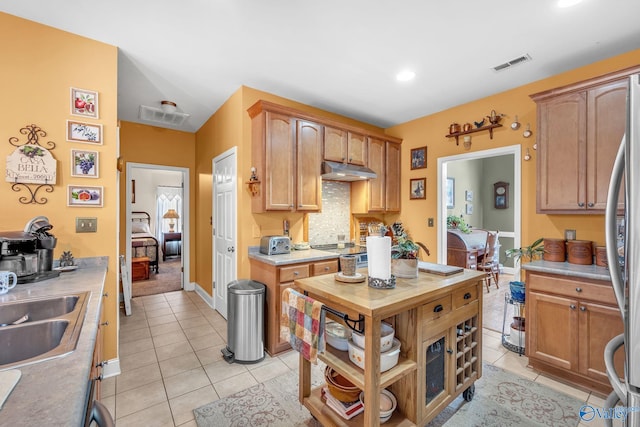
[118,121,197,280]
[387,49,640,255]
[0,13,119,359]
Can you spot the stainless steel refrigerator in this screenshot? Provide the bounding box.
[605,73,640,426]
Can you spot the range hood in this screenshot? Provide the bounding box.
[321,161,377,181]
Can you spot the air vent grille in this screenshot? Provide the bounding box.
[139,105,190,126]
[492,54,532,72]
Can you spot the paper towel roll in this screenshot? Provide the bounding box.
[366,236,391,280]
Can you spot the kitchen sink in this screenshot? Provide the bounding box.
[0,292,89,370]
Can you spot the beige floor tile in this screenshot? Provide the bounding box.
[177,420,198,427]
[535,374,590,401]
[483,346,508,364]
[195,345,226,366]
[159,352,202,378]
[279,350,300,370]
[115,380,167,419]
[178,315,210,330]
[169,301,197,311]
[174,310,204,321]
[164,290,187,300]
[155,340,196,362]
[119,327,151,344]
[150,321,182,337]
[152,330,188,348]
[163,367,212,399]
[100,395,115,419]
[120,337,155,356]
[146,307,175,319]
[116,363,162,394]
[493,351,539,381]
[116,401,175,427]
[183,324,217,340]
[119,319,149,333]
[147,313,178,326]
[100,375,116,398]
[203,359,248,383]
[120,310,147,323]
[213,371,259,398]
[189,332,225,351]
[139,294,167,304]
[249,358,291,383]
[120,348,158,372]
[169,385,219,426]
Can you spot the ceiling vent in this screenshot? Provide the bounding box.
[139,104,190,127]
[492,54,532,72]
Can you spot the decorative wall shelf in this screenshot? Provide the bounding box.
[446,123,503,145]
[246,179,261,196]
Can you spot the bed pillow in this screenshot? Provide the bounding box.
[132,222,151,234]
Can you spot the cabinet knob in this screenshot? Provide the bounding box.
[446,348,454,354]
[103,292,108,298]
[92,374,103,381]
[96,360,108,368]
[588,202,595,208]
[434,304,444,313]
[580,306,587,311]
[294,271,299,276]
[324,266,330,271]
[578,202,585,207]
[464,293,472,300]
[570,304,576,310]
[575,287,582,293]
[101,321,109,326]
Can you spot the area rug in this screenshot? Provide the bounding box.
[194,363,585,427]
[131,258,182,297]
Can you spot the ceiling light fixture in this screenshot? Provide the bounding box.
[396,70,416,82]
[557,0,584,8]
[160,100,177,113]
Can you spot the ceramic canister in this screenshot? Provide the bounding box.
[567,240,593,265]
[543,238,566,262]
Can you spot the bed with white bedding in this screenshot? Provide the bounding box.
[131,211,160,273]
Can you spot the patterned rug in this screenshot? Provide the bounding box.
[194,363,585,427]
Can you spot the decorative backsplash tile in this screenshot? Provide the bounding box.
[308,181,350,246]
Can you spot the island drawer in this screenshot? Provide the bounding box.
[311,260,338,276]
[421,295,451,335]
[526,272,616,305]
[452,283,478,309]
[279,264,310,283]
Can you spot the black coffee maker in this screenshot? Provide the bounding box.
[24,216,57,273]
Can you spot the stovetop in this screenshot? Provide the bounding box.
[311,244,366,255]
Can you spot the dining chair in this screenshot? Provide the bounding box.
[477,231,499,292]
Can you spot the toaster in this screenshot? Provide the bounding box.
[260,236,291,255]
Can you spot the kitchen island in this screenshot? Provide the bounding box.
[294,268,485,426]
[0,257,108,426]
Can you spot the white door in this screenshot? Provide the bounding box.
[213,147,237,319]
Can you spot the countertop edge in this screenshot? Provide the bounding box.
[248,249,339,265]
[522,260,612,282]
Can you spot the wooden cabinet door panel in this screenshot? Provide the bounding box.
[528,291,578,370]
[323,126,347,163]
[537,92,586,212]
[385,142,401,212]
[578,301,625,383]
[265,112,295,210]
[367,137,385,211]
[347,132,367,165]
[296,120,322,211]
[586,79,627,211]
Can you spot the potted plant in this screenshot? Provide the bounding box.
[446,215,471,233]
[390,222,420,278]
[505,237,544,300]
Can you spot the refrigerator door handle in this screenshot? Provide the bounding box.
[605,138,626,316]
[604,333,627,404]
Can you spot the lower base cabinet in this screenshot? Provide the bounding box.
[525,270,624,395]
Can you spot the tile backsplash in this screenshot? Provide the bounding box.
[308,181,351,246]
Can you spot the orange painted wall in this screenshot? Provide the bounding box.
[0,13,119,358]
[386,49,640,255]
[118,121,196,280]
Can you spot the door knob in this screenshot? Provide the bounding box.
[227,247,235,253]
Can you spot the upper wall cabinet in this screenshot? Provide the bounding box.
[323,127,367,166]
[531,66,640,214]
[352,138,401,213]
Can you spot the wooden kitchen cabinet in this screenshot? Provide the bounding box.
[351,138,401,213]
[323,126,367,166]
[525,270,624,394]
[248,106,322,212]
[250,257,339,356]
[531,66,640,213]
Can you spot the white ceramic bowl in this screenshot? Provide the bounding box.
[358,389,397,423]
[347,338,401,372]
[351,322,395,352]
[325,321,350,351]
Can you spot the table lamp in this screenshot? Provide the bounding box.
[163,209,180,232]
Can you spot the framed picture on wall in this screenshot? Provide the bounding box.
[70,149,99,178]
[410,146,427,169]
[66,120,103,144]
[446,177,455,208]
[410,178,426,199]
[67,185,103,207]
[465,190,473,202]
[70,87,99,119]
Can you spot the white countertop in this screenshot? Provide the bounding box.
[522,259,612,281]
[0,257,107,426]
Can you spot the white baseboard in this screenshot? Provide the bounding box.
[184,280,196,291]
[194,283,214,309]
[102,358,121,378]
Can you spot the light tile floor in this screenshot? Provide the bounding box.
[100,288,612,427]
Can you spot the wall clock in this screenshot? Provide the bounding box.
[494,181,509,209]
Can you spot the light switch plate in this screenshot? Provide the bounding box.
[76,217,97,233]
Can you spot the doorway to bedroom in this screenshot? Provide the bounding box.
[125,163,191,298]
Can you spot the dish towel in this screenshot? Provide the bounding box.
[280,288,326,364]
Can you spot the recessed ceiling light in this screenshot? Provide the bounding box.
[557,0,584,8]
[396,70,416,82]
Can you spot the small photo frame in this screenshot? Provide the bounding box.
[68,185,103,207]
[71,87,99,118]
[446,177,455,209]
[67,120,103,144]
[71,149,99,178]
[465,190,473,202]
[466,203,474,215]
[410,178,426,199]
[410,146,427,170]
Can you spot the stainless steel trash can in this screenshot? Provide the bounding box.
[222,279,265,364]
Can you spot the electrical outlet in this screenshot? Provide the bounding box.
[76,217,97,233]
[428,218,434,227]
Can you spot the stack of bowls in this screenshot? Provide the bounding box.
[324,366,360,403]
[325,321,351,351]
[359,389,397,423]
[348,338,401,372]
[351,322,395,351]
